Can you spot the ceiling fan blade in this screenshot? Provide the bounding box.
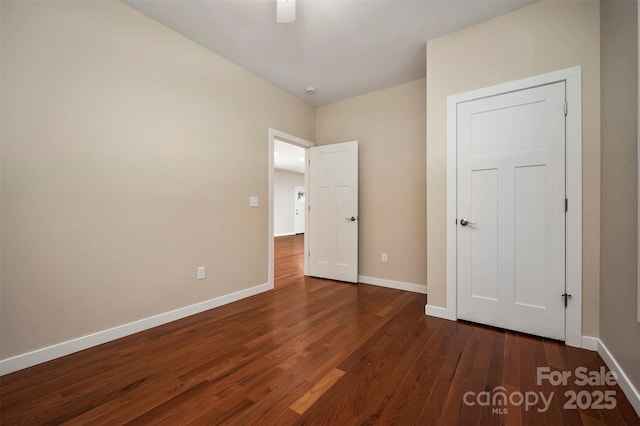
[276,0,296,23]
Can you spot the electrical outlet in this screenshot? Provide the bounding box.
[381,253,388,263]
[197,266,205,280]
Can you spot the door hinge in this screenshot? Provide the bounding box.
[308,205,310,212]
[564,101,568,116]
[308,251,310,258]
[562,293,572,308]
[565,198,568,212]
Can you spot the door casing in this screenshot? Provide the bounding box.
[430,67,583,348]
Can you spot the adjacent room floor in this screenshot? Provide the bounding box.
[0,234,638,425]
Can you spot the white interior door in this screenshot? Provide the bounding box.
[308,141,358,283]
[294,186,305,234]
[456,82,566,340]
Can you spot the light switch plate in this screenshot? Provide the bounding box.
[249,196,259,207]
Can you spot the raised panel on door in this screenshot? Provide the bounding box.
[316,186,334,265]
[470,168,499,301]
[514,165,547,309]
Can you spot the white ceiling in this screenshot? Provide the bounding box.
[125,0,536,107]
[274,140,306,174]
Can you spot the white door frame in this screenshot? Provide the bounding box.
[435,67,582,347]
[268,128,315,289]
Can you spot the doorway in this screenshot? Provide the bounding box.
[268,129,314,289]
[273,140,306,237]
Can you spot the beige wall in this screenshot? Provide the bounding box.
[316,79,427,288]
[0,1,315,358]
[426,0,601,337]
[600,0,640,391]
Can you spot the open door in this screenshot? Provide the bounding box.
[308,141,358,283]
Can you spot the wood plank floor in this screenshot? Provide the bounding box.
[1,234,638,425]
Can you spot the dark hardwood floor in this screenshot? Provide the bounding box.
[1,234,638,425]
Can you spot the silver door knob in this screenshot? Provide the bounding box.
[460,218,476,226]
[345,216,357,222]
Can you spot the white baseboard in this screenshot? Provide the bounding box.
[425,304,457,321]
[0,282,272,376]
[581,335,599,351]
[274,232,295,237]
[597,338,640,417]
[358,275,427,294]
